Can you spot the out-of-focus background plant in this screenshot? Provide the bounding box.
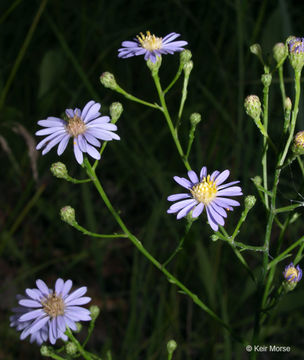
[2,0,304,359]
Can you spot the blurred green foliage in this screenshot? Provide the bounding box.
[2,0,304,359]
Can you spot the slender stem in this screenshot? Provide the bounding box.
[176,70,190,130]
[115,85,160,109]
[84,159,242,342]
[72,222,128,239]
[164,63,184,94]
[65,328,93,360]
[278,66,286,111]
[67,176,92,184]
[43,351,66,360]
[151,72,191,170]
[162,221,193,267]
[261,71,270,209]
[275,203,302,214]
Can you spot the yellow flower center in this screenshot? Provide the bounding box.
[285,267,299,282]
[137,31,163,51]
[295,131,304,147]
[190,175,218,205]
[42,293,65,318]
[66,115,86,137]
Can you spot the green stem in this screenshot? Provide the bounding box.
[164,63,184,94]
[275,203,302,214]
[115,85,160,109]
[151,72,191,170]
[84,159,242,341]
[262,71,270,210]
[72,222,128,239]
[65,328,93,360]
[162,221,193,267]
[278,66,286,111]
[176,70,190,130]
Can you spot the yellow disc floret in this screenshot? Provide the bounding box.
[285,266,300,282]
[137,31,163,51]
[42,293,65,318]
[66,115,86,137]
[190,175,218,205]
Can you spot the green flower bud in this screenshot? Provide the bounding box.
[100,72,118,90]
[211,234,219,242]
[167,339,177,354]
[273,42,287,63]
[283,262,302,292]
[292,131,304,155]
[244,95,261,119]
[109,102,123,123]
[190,113,202,127]
[290,212,300,224]
[284,97,292,111]
[183,60,193,76]
[261,73,272,87]
[90,305,100,321]
[40,346,53,357]
[146,56,162,74]
[251,175,262,186]
[50,162,68,180]
[180,49,192,65]
[245,195,256,210]
[250,43,262,57]
[60,206,77,226]
[65,342,78,355]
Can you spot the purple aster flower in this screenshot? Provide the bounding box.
[118,31,188,63]
[167,166,243,231]
[10,279,91,345]
[283,263,302,283]
[36,100,120,164]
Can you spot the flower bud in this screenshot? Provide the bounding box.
[283,262,302,292]
[146,56,162,74]
[292,131,304,155]
[273,42,287,63]
[109,102,123,123]
[244,95,261,119]
[251,176,262,186]
[245,195,256,210]
[183,60,193,76]
[250,43,263,58]
[50,162,68,180]
[180,49,192,65]
[287,37,304,72]
[167,339,177,354]
[40,346,53,357]
[100,72,118,90]
[261,73,272,87]
[90,305,100,321]
[190,113,202,127]
[284,97,292,111]
[211,234,219,242]
[65,342,77,355]
[60,206,77,226]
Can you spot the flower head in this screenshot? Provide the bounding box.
[36,100,120,164]
[10,279,91,345]
[167,167,242,231]
[287,37,304,71]
[283,263,302,283]
[118,31,188,63]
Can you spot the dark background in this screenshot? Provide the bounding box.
[1,0,304,359]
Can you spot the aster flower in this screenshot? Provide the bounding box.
[283,263,302,283]
[10,279,91,345]
[118,31,188,63]
[167,166,243,231]
[36,100,120,164]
